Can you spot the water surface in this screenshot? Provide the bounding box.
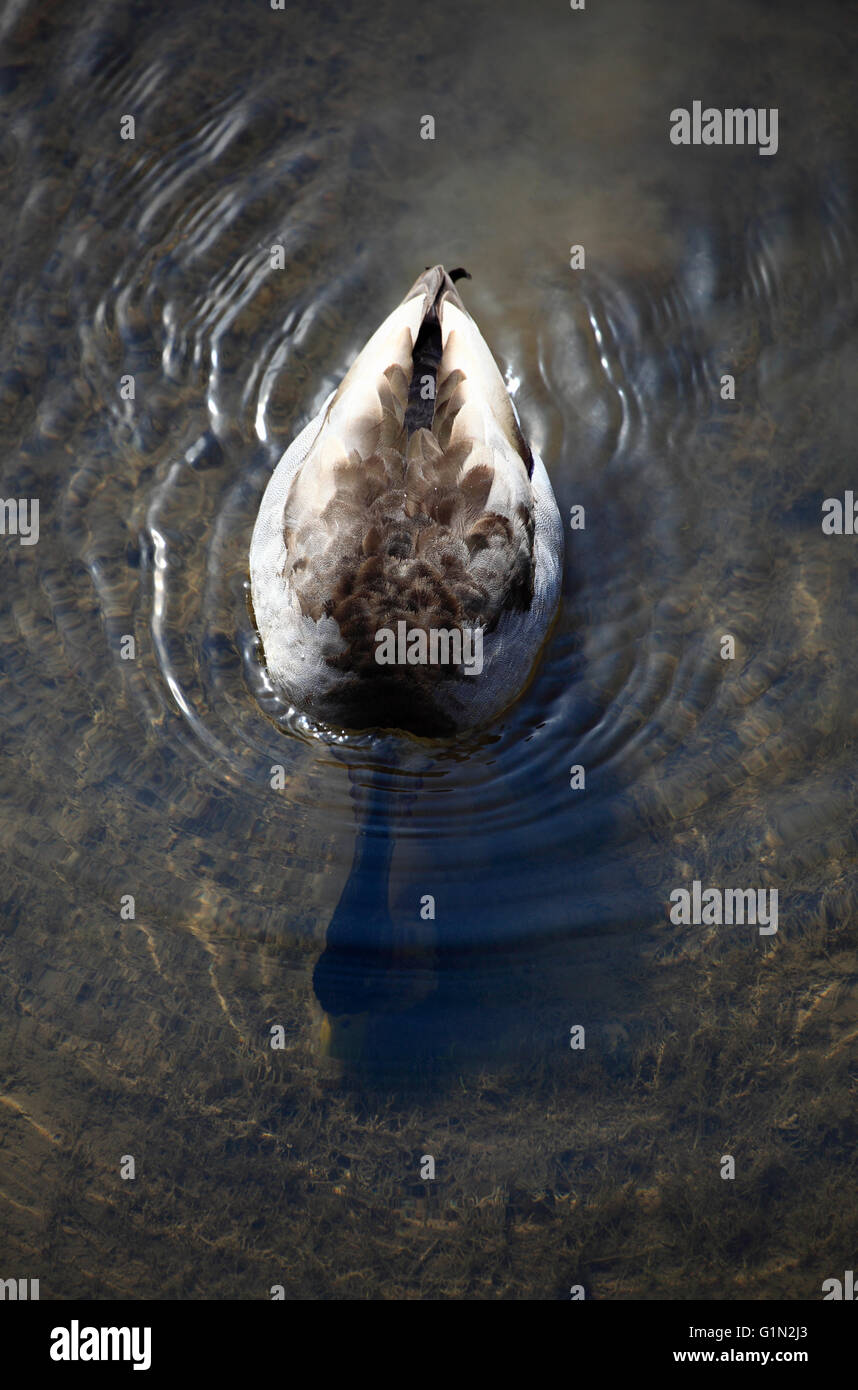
[1,0,857,1299]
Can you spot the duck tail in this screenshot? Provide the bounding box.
[402,266,471,434]
[405,264,471,318]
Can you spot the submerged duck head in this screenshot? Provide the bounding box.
[249,265,563,736]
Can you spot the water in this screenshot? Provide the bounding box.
[1,0,857,1299]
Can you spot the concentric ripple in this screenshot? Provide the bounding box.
[1,0,857,1044]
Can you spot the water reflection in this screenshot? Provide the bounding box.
[1,0,857,1298]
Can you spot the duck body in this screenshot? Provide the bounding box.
[249,266,563,736]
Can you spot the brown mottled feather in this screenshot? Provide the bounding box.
[279,267,536,732]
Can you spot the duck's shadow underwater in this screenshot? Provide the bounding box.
[248,264,648,1074]
[4,0,858,1301]
[310,748,651,1077]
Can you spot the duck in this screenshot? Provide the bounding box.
[249,265,564,737]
